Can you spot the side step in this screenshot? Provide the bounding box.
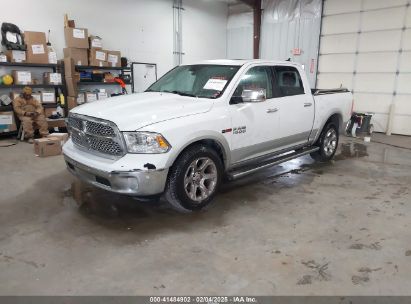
[227,146,320,181]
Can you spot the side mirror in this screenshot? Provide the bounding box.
[241,89,266,103]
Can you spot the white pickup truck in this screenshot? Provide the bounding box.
[63,59,352,212]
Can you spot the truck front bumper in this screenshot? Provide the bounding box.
[63,139,169,196]
[65,155,168,196]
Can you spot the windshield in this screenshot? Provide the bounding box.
[146,64,240,99]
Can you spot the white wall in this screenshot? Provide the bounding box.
[182,0,228,64]
[0,0,229,76]
[226,4,253,59]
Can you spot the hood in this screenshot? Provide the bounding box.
[71,92,214,131]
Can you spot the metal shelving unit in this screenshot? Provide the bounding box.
[77,81,131,86]
[0,62,67,136]
[75,65,134,93]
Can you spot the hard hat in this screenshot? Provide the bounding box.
[2,74,13,85]
[22,86,32,95]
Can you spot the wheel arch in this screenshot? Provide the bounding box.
[312,112,343,144]
[166,136,230,170]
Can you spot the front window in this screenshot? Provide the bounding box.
[146,65,240,99]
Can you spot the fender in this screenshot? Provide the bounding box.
[165,130,231,170]
[312,111,343,144]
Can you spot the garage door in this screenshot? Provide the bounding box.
[317,0,411,135]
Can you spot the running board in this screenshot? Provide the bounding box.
[227,146,320,181]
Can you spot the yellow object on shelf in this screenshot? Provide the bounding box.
[59,94,65,105]
[2,74,13,85]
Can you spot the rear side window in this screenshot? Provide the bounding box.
[274,66,305,97]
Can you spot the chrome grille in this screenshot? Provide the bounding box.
[67,116,83,131]
[88,136,123,155]
[85,120,115,137]
[67,114,124,157]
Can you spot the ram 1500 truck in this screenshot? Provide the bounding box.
[63,60,353,212]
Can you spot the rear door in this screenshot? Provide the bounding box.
[273,65,315,148]
[229,65,281,163]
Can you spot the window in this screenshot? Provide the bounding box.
[274,66,305,97]
[146,65,240,99]
[232,66,273,101]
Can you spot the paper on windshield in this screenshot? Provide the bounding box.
[203,78,227,91]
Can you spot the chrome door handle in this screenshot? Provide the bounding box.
[304,103,312,107]
[266,108,278,113]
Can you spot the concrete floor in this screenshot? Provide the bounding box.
[0,135,410,295]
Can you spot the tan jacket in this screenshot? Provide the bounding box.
[12,95,44,117]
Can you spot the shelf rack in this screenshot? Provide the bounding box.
[75,65,134,93]
[0,61,67,136]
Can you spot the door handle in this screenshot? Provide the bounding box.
[266,108,278,113]
[304,103,312,107]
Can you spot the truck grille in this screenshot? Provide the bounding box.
[67,114,125,157]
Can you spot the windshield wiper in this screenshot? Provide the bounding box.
[162,90,197,97]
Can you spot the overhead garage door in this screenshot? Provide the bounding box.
[317,0,411,135]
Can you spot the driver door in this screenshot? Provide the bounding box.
[229,65,281,164]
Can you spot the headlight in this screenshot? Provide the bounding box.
[123,132,171,153]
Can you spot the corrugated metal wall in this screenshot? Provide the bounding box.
[226,0,322,87]
[260,0,322,87]
[317,0,411,135]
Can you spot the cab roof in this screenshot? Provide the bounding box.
[184,59,301,67]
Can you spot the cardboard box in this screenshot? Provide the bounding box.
[67,96,77,110]
[85,92,97,103]
[63,57,75,77]
[97,92,109,100]
[77,92,85,104]
[5,50,26,63]
[106,51,121,67]
[89,35,103,49]
[47,118,66,128]
[24,31,47,45]
[48,50,57,64]
[47,133,69,145]
[32,93,41,103]
[89,49,107,67]
[41,92,56,103]
[64,27,89,49]
[34,137,62,157]
[43,72,62,85]
[0,111,17,133]
[44,107,57,118]
[63,48,88,66]
[12,70,32,85]
[65,77,78,97]
[26,43,48,64]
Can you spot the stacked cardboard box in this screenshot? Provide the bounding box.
[24,31,49,64]
[0,111,17,133]
[5,50,26,63]
[64,27,89,66]
[63,24,90,110]
[64,57,80,109]
[107,50,121,67]
[89,49,107,67]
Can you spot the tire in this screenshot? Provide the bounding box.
[164,144,223,212]
[310,123,339,162]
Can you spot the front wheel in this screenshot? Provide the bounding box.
[310,123,339,162]
[164,145,223,212]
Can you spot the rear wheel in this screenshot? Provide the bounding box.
[310,123,339,162]
[164,145,223,212]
